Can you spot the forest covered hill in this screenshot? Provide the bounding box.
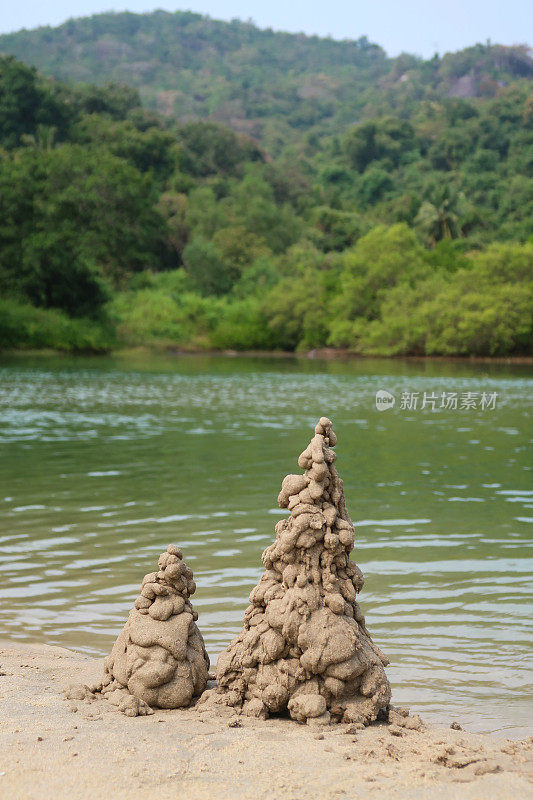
[0,13,531,356]
[1,11,532,150]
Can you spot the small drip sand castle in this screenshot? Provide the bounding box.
[206,417,391,726]
[96,545,209,716]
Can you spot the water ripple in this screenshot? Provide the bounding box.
[0,354,531,737]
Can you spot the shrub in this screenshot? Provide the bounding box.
[0,298,113,352]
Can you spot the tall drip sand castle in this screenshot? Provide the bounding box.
[209,417,391,725]
[97,545,210,716]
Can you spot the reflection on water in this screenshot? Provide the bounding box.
[0,353,531,737]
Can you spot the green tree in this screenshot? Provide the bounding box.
[178,121,263,177]
[0,144,164,314]
[72,114,180,182]
[329,223,430,331]
[344,117,417,172]
[157,191,189,262]
[182,235,235,295]
[414,187,471,245]
[428,128,473,170]
[0,55,70,148]
[223,166,303,253]
[311,206,364,251]
[63,81,141,120]
[357,166,393,207]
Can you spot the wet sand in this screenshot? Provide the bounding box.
[1,641,531,800]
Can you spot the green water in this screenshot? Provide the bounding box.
[0,353,532,736]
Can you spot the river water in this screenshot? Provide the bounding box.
[0,353,531,736]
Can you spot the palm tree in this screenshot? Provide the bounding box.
[415,186,467,245]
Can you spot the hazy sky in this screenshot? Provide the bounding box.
[1,0,531,58]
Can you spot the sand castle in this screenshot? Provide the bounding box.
[96,545,210,716]
[206,416,391,725]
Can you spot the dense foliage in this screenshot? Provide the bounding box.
[0,20,531,355]
[2,11,533,152]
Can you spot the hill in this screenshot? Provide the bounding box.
[0,11,532,149]
[0,15,532,357]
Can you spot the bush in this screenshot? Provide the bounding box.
[329,223,431,329]
[0,298,113,352]
[210,297,280,350]
[262,270,330,351]
[423,282,533,356]
[347,242,533,355]
[110,286,220,348]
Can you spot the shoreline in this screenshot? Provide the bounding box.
[1,345,533,365]
[1,641,531,800]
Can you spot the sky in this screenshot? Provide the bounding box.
[1,0,531,58]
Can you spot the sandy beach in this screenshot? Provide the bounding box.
[0,641,531,800]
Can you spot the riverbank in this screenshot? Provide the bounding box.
[2,344,533,365]
[0,642,531,800]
